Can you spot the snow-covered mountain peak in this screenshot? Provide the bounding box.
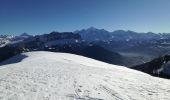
[75,27,110,41]
[86,26,97,30]
[86,27,108,32]
[0,51,170,100]
[19,33,32,37]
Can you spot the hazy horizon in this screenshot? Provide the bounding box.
[2,27,170,36]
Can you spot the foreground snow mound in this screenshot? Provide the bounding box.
[0,51,170,100]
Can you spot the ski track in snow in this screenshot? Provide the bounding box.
[0,51,170,100]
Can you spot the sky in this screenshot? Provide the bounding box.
[0,0,170,35]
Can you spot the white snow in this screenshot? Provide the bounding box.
[0,35,25,47]
[0,51,170,100]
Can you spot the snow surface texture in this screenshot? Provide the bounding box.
[0,51,170,100]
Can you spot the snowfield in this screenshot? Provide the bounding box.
[0,51,170,100]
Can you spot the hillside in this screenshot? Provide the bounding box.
[132,54,170,79]
[0,51,170,100]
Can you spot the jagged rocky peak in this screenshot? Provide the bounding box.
[20,33,32,37]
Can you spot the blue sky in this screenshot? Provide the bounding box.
[1,0,170,35]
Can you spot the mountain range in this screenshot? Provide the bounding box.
[1,27,170,79]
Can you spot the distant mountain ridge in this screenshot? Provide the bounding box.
[1,27,170,47]
[75,27,110,42]
[76,27,170,42]
[1,27,170,78]
[0,33,33,47]
[0,31,132,67]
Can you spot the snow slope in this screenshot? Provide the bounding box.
[0,51,170,100]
